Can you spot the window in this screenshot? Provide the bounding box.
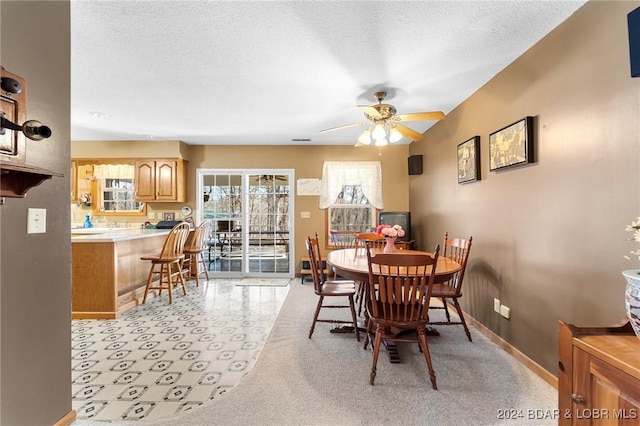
[100,178,144,213]
[326,184,376,237]
[89,163,146,216]
[320,161,383,248]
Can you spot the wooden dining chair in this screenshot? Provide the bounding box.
[364,244,441,389]
[306,235,360,341]
[429,232,473,341]
[328,230,357,280]
[354,232,386,254]
[182,220,213,287]
[141,222,191,304]
[329,230,357,249]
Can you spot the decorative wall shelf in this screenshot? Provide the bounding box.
[0,161,62,199]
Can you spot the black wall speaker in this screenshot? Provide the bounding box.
[408,155,423,175]
[629,6,640,78]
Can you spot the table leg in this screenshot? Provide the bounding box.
[329,320,435,363]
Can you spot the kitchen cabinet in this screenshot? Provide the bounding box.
[558,320,640,425]
[135,159,187,202]
[70,159,78,202]
[72,228,172,319]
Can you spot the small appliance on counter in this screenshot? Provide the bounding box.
[155,220,182,229]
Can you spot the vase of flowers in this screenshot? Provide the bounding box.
[623,217,640,339]
[376,224,405,254]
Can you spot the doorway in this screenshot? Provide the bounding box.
[196,169,294,278]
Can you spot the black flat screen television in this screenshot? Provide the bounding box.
[378,211,411,242]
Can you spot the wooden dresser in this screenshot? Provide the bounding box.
[558,320,640,425]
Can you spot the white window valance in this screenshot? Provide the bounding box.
[319,161,383,209]
[92,164,135,180]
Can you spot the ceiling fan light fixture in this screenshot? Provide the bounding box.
[321,90,445,150]
[374,137,388,147]
[389,126,403,143]
[357,129,372,146]
[371,122,387,140]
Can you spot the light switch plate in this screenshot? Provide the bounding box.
[500,305,511,319]
[300,211,311,218]
[27,208,46,234]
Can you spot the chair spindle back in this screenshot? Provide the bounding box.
[366,244,440,324]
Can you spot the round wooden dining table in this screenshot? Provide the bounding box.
[326,247,461,284]
[326,247,462,363]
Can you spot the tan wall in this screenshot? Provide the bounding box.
[71,139,190,159]
[0,1,72,424]
[71,142,411,270]
[409,1,640,374]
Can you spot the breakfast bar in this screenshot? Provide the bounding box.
[71,228,171,319]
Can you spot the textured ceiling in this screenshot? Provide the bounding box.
[71,0,587,146]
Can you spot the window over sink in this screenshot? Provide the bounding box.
[74,160,146,216]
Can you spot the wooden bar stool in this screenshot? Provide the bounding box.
[183,220,213,287]
[141,222,191,304]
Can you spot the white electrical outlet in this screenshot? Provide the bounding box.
[500,305,511,319]
[493,298,501,313]
[27,208,46,234]
[148,212,155,219]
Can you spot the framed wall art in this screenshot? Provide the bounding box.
[457,136,480,184]
[489,116,534,171]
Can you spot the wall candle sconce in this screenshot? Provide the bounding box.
[0,67,61,201]
[0,74,51,141]
[0,114,52,141]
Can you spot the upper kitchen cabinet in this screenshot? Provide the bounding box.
[70,160,78,202]
[135,159,187,202]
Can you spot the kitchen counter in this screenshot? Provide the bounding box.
[71,227,170,242]
[71,227,174,319]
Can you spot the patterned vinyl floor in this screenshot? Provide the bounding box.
[71,278,290,422]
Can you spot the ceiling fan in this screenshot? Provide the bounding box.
[320,91,445,147]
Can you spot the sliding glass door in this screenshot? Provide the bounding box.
[196,169,294,278]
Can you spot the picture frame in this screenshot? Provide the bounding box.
[489,116,534,171]
[184,216,194,225]
[163,212,175,221]
[457,136,481,184]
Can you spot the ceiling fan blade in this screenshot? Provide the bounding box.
[357,105,382,120]
[395,111,445,122]
[319,122,365,133]
[393,124,424,141]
